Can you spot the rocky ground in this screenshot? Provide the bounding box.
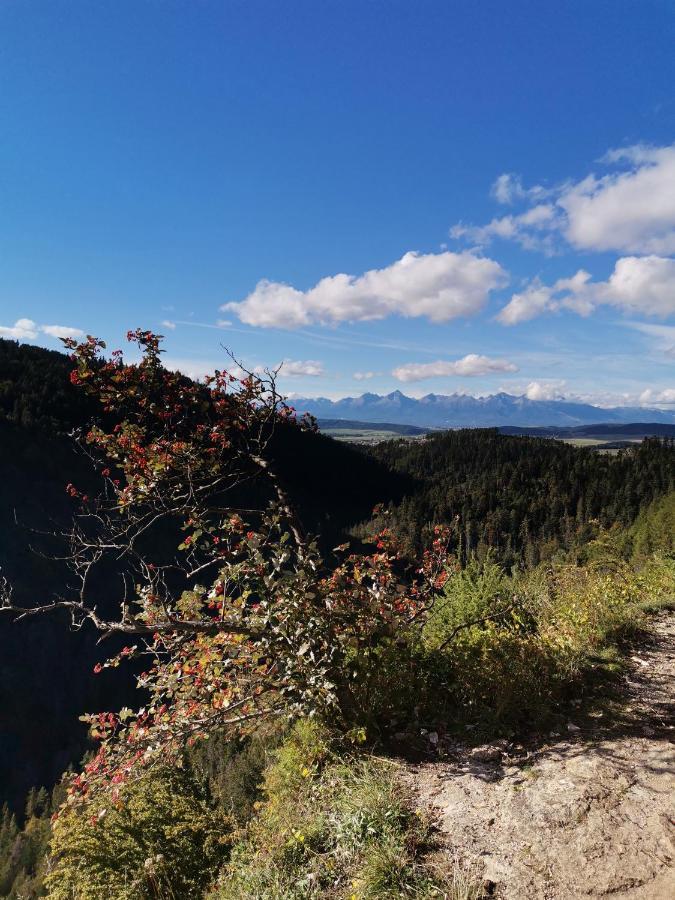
[405,612,675,899]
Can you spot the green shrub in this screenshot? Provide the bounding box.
[423,557,508,651]
[634,552,675,612]
[46,767,233,900]
[411,553,659,733]
[626,490,675,562]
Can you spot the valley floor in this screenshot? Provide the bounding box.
[405,612,675,899]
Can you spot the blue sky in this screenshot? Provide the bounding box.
[1,0,674,406]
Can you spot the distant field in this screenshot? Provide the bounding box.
[318,419,429,444]
[321,427,425,444]
[562,436,643,448]
[328,432,641,448]
[321,422,671,447]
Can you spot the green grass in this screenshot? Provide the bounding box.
[209,721,472,899]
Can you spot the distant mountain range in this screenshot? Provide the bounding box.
[295,391,675,429]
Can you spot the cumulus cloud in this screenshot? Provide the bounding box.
[392,354,518,382]
[496,281,561,326]
[0,319,85,341]
[523,380,568,401]
[165,356,325,382]
[561,145,675,254]
[0,318,39,340]
[223,251,507,328]
[41,324,85,339]
[453,143,675,255]
[353,371,378,380]
[497,256,675,325]
[278,359,324,377]
[639,387,675,406]
[596,256,675,316]
[161,319,177,330]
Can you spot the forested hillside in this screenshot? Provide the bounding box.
[363,429,675,566]
[0,339,406,810]
[1,338,674,813]
[0,339,97,431]
[0,335,674,899]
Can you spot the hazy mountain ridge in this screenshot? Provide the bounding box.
[298,390,675,428]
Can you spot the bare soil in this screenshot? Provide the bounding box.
[404,612,675,899]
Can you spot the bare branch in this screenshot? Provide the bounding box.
[0,596,264,639]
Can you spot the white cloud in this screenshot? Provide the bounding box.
[278,359,324,377]
[41,324,85,339]
[0,319,87,341]
[353,371,378,380]
[161,319,176,330]
[498,256,675,325]
[450,204,560,254]
[594,256,675,316]
[561,145,675,254]
[223,251,507,328]
[496,281,559,325]
[639,387,675,406]
[453,143,675,255]
[523,380,567,401]
[491,173,551,205]
[164,356,324,382]
[501,381,675,409]
[392,354,518,382]
[492,173,526,204]
[0,318,39,340]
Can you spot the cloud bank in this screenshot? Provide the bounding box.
[639,387,675,405]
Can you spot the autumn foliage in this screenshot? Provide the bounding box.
[18,330,453,805]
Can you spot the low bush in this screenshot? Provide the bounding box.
[46,767,233,900]
[410,551,666,734]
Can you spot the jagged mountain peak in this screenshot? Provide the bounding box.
[292,390,675,429]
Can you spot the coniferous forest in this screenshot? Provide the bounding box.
[362,429,675,566]
[0,336,673,898]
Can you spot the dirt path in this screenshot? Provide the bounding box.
[405,612,675,899]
